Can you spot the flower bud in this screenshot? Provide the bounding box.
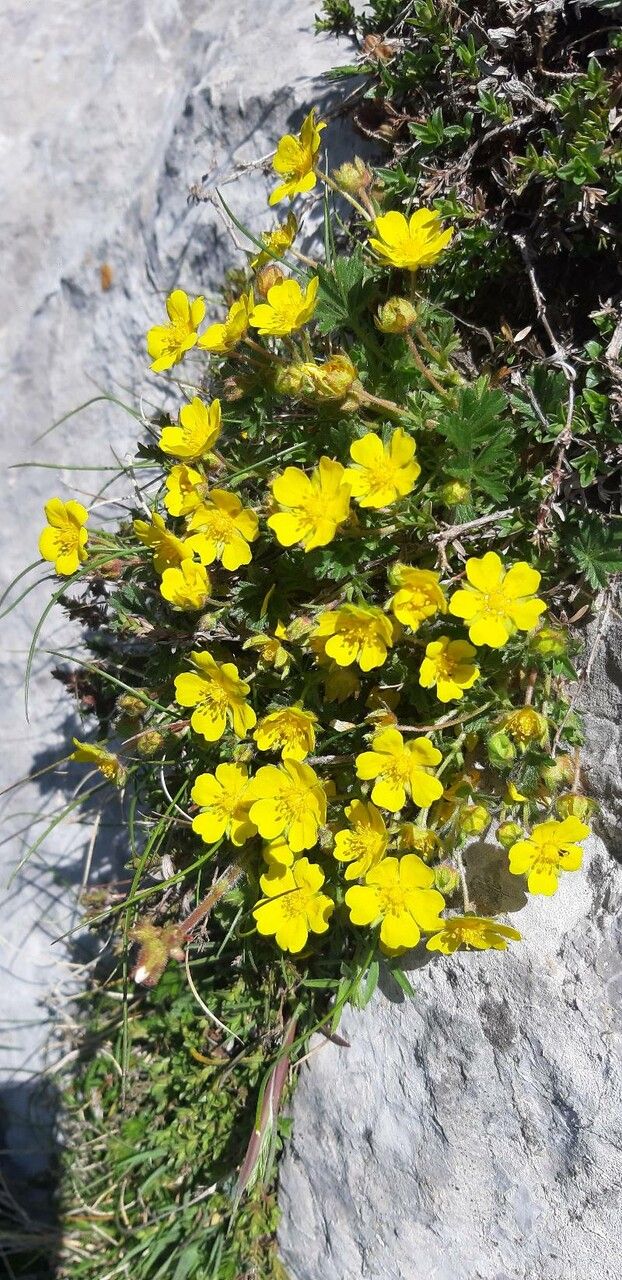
[398,825,442,861]
[503,707,548,750]
[439,479,471,507]
[333,157,372,195]
[555,793,597,822]
[96,558,123,580]
[458,804,490,836]
[487,730,516,767]
[255,264,285,297]
[116,693,146,720]
[273,363,307,398]
[540,754,575,789]
[433,863,461,896]
[530,626,567,657]
[497,821,523,849]
[375,296,418,335]
[136,729,166,758]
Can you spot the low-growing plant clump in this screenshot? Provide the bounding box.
[5,3,622,1277]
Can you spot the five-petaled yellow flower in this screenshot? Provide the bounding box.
[163,464,204,517]
[186,491,259,571]
[198,290,253,355]
[426,915,521,955]
[159,397,222,461]
[333,800,388,880]
[503,707,547,748]
[312,604,394,672]
[269,109,325,206]
[368,208,453,272]
[419,636,479,703]
[174,651,256,742]
[147,289,206,372]
[39,498,89,576]
[191,763,256,847]
[253,857,334,953]
[254,706,317,760]
[160,560,211,611]
[162,563,203,612]
[356,728,443,812]
[249,276,319,337]
[449,552,546,649]
[268,457,351,552]
[388,565,447,632]
[347,429,421,509]
[71,738,124,785]
[508,816,588,896]
[133,512,190,575]
[345,855,445,955]
[252,213,298,268]
[249,760,327,852]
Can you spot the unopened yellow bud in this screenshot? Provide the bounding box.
[333,157,372,195]
[136,730,166,759]
[497,821,523,849]
[116,693,147,720]
[255,264,285,298]
[440,479,471,506]
[433,863,461,896]
[487,730,516,766]
[375,296,418,335]
[530,626,568,657]
[458,804,490,836]
[555,793,596,822]
[540,754,575,789]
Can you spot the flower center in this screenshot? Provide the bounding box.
[536,842,561,866]
[365,458,400,495]
[205,510,235,545]
[377,886,406,916]
[281,886,312,920]
[481,589,511,619]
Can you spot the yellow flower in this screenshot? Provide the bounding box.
[198,290,253,355]
[333,800,388,880]
[159,397,222,461]
[186,491,259,571]
[347,429,421,509]
[418,636,479,703]
[506,781,529,804]
[508,816,588,895]
[253,857,334,953]
[503,707,547,749]
[388,565,447,632]
[133,512,190,575]
[269,109,325,206]
[356,728,443,812]
[368,208,453,272]
[345,855,445,955]
[38,498,88,576]
[146,289,205,372]
[449,552,546,649]
[426,914,521,955]
[254,706,317,760]
[191,763,256,847]
[249,276,319,337]
[249,760,327,852]
[71,738,124,784]
[163,464,204,517]
[174,651,256,741]
[159,560,211,611]
[252,213,298,268]
[312,604,394,672]
[267,457,351,551]
[243,624,290,673]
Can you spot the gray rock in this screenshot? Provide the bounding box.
[278,605,622,1280]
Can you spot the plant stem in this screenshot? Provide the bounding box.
[406,335,453,400]
[317,170,373,221]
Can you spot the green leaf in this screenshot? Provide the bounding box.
[437,379,514,502]
[568,515,622,588]
[315,250,367,334]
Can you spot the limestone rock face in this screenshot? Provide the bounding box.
[278,605,622,1280]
